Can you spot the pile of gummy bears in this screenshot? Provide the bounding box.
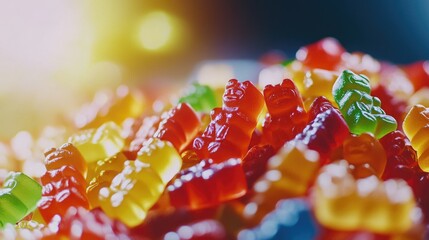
[1,37,429,240]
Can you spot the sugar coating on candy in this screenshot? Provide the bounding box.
[403,104,429,172]
[69,121,125,163]
[44,143,87,178]
[137,138,182,184]
[178,83,219,112]
[164,219,226,240]
[154,103,201,153]
[38,165,89,222]
[193,79,264,162]
[99,160,164,227]
[314,160,416,234]
[332,70,397,139]
[241,141,319,226]
[262,79,308,149]
[239,198,319,240]
[168,158,247,210]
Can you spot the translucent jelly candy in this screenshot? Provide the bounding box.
[164,219,226,240]
[262,79,308,149]
[44,143,87,177]
[69,121,125,163]
[136,138,182,184]
[238,198,319,240]
[314,160,416,234]
[55,207,130,240]
[193,79,264,162]
[295,99,350,163]
[402,60,429,92]
[332,70,397,138]
[98,160,165,227]
[402,105,429,172]
[302,68,338,103]
[296,37,345,70]
[38,165,89,222]
[168,158,247,210]
[0,172,42,228]
[154,103,201,153]
[342,133,387,178]
[372,84,408,130]
[86,153,127,208]
[242,144,276,188]
[128,115,160,158]
[178,83,218,112]
[241,142,319,226]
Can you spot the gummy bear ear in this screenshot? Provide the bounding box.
[281,79,295,88]
[226,79,239,87]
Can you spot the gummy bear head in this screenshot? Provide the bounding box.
[223,79,263,119]
[333,70,371,100]
[264,79,303,118]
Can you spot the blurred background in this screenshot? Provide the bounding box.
[1,0,429,139]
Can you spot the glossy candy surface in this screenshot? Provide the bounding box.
[296,37,345,70]
[332,70,397,138]
[178,83,218,112]
[0,172,42,228]
[262,79,308,149]
[193,79,264,162]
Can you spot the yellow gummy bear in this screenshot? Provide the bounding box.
[99,160,164,227]
[403,104,429,172]
[69,121,125,163]
[314,160,416,234]
[136,138,182,184]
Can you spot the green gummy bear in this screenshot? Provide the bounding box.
[0,172,42,228]
[332,70,397,138]
[178,83,218,112]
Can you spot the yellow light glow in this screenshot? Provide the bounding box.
[138,11,172,50]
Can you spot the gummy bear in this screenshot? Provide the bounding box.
[296,37,345,70]
[295,100,350,164]
[0,172,42,228]
[332,70,397,138]
[193,79,264,162]
[242,144,276,188]
[38,165,89,222]
[314,160,416,234]
[86,153,127,208]
[168,158,247,210]
[402,104,429,172]
[372,84,407,129]
[261,79,308,149]
[178,83,219,112]
[302,68,338,103]
[238,198,319,240]
[127,115,161,159]
[69,121,125,163]
[154,103,201,153]
[136,138,182,184]
[44,143,87,177]
[342,133,387,178]
[98,160,164,227]
[241,142,320,226]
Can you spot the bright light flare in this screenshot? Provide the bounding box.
[138,11,172,51]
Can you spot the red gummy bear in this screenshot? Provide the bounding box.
[154,103,201,153]
[242,144,276,188]
[262,79,308,149]
[44,143,87,177]
[372,85,408,130]
[295,98,350,164]
[193,79,264,162]
[38,165,89,222]
[168,158,247,209]
[127,115,161,159]
[296,37,345,70]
